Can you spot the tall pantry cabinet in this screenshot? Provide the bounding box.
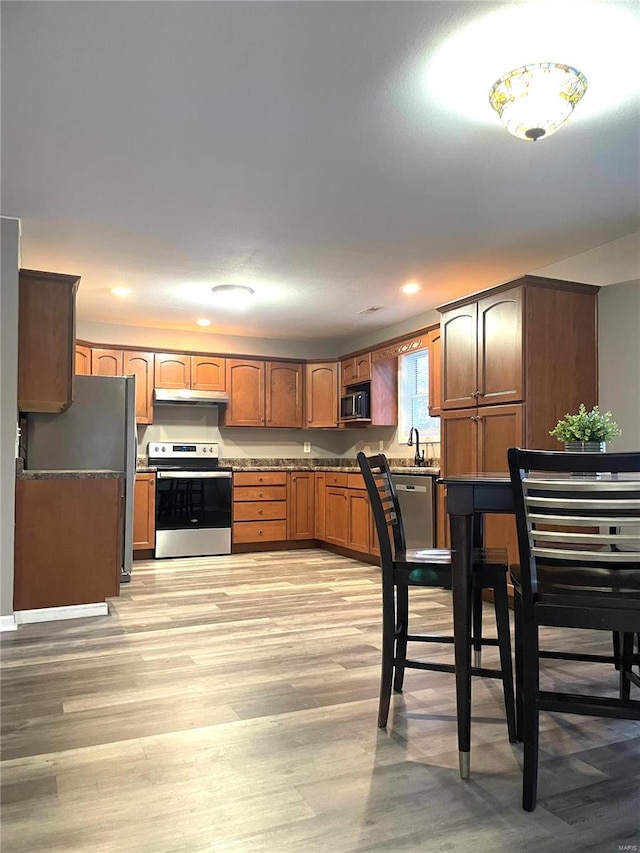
[438,275,599,560]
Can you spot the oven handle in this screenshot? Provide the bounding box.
[157,470,233,479]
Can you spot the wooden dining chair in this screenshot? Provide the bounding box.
[507,448,640,811]
[357,452,516,744]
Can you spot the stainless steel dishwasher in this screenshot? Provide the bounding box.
[393,474,435,549]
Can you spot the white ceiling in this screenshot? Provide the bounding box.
[2,1,639,342]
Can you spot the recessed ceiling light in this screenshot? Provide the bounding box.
[211,284,255,308]
[196,318,211,327]
[111,287,132,298]
[401,282,421,294]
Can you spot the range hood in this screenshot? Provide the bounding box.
[154,388,229,406]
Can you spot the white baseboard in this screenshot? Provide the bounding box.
[0,614,18,632]
[14,602,108,625]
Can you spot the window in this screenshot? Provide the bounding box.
[398,348,440,442]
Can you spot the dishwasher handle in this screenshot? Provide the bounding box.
[395,483,428,493]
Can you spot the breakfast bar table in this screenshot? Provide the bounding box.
[439,473,515,779]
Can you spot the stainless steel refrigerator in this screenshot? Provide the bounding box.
[26,375,137,581]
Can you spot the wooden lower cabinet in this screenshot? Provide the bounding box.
[287,472,315,539]
[325,486,348,546]
[233,472,287,544]
[347,489,370,553]
[441,403,523,564]
[14,476,122,610]
[315,472,326,540]
[133,473,156,550]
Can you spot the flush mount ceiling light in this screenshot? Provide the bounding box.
[489,62,588,141]
[111,286,132,297]
[401,282,421,294]
[196,318,211,327]
[211,284,255,308]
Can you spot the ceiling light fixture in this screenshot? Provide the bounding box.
[401,282,421,294]
[211,284,255,308]
[196,318,211,327]
[111,286,132,297]
[489,62,588,141]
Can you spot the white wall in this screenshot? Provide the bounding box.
[0,218,20,624]
[598,280,640,452]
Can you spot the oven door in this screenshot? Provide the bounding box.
[156,471,232,531]
[155,470,233,559]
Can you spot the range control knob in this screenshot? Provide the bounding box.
[161,446,166,452]
[203,447,208,453]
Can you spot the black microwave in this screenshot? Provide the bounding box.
[340,390,370,420]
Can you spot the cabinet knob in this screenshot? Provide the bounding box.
[258,492,263,498]
[258,476,263,482]
[258,509,263,515]
[477,390,484,397]
[258,529,263,536]
[308,418,312,423]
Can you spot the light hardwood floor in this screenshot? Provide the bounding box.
[1,550,638,853]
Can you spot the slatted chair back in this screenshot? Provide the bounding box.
[507,449,640,601]
[357,452,407,565]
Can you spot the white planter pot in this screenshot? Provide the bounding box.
[564,441,606,453]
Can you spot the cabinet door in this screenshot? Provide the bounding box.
[155,354,190,389]
[133,473,156,550]
[288,472,315,539]
[347,489,370,553]
[427,329,442,416]
[75,345,92,375]
[315,472,326,540]
[341,358,356,389]
[224,359,265,427]
[18,270,79,414]
[266,362,303,428]
[124,351,154,425]
[191,356,226,391]
[441,409,478,477]
[477,403,524,565]
[355,353,371,382]
[477,288,523,406]
[305,362,338,428]
[92,348,123,376]
[441,303,477,410]
[325,487,348,546]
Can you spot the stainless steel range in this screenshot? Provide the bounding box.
[148,442,232,559]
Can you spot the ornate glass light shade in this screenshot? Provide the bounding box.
[489,62,588,141]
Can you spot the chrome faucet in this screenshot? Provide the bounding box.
[407,427,425,467]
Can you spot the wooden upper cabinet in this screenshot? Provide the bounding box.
[441,288,524,410]
[155,354,190,389]
[341,353,371,388]
[75,345,91,376]
[441,303,477,410]
[92,348,124,376]
[305,362,338,428]
[18,269,79,413]
[223,359,265,427]
[124,351,154,425]
[477,288,523,406]
[191,356,226,391]
[266,362,303,428]
[427,328,442,416]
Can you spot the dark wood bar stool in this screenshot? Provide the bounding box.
[357,452,517,765]
[508,448,640,811]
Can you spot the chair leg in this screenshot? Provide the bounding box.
[394,585,409,693]
[493,576,517,743]
[613,631,621,671]
[620,633,634,701]
[472,586,483,668]
[378,586,396,728]
[513,592,524,743]
[521,613,540,812]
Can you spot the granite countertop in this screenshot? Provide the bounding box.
[16,458,124,481]
[136,458,439,476]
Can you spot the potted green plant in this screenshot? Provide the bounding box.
[549,403,622,451]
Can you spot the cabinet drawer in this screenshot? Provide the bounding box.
[347,473,366,490]
[233,471,287,486]
[324,472,348,487]
[233,501,286,521]
[233,520,287,543]
[233,485,287,502]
